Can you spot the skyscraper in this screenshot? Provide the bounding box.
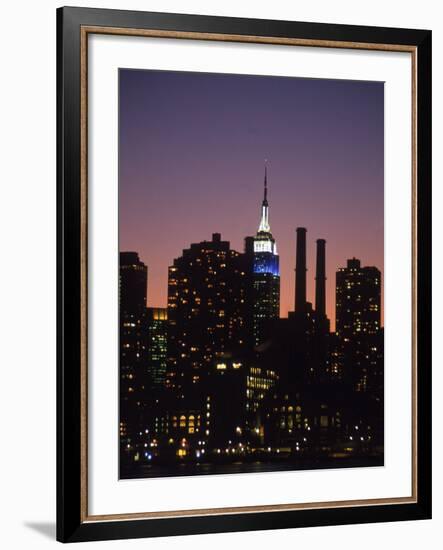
[336,258,381,340]
[166,233,248,398]
[119,252,148,456]
[252,166,280,346]
[146,307,168,387]
[336,258,382,393]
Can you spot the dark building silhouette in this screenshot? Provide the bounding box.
[119,181,384,477]
[243,235,255,349]
[166,233,248,398]
[335,258,383,401]
[119,252,148,456]
[119,252,147,314]
[251,166,280,346]
[325,332,345,380]
[336,258,381,340]
[279,229,330,382]
[207,362,247,448]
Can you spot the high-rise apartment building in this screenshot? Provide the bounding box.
[166,233,248,399]
[336,258,382,393]
[336,258,381,340]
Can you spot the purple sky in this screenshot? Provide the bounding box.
[119,69,384,330]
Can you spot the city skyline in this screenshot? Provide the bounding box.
[119,235,383,477]
[119,69,384,330]
[122,184,384,332]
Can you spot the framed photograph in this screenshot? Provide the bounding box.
[57,6,432,543]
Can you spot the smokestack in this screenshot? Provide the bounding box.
[295,228,307,311]
[315,239,326,316]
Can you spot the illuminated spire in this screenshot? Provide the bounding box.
[258,163,271,233]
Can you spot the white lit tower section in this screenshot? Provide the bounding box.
[252,165,280,346]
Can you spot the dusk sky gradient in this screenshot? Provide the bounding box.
[119,69,384,330]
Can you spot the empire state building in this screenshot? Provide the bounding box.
[252,166,280,346]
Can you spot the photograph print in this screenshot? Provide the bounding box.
[119,69,384,479]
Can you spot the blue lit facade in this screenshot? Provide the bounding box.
[252,167,280,346]
[253,251,279,277]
